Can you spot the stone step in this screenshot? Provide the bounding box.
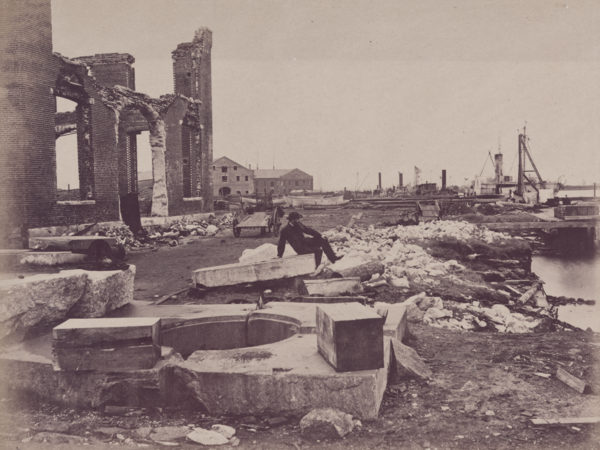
[192,254,315,288]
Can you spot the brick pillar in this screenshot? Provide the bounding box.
[76,103,94,199]
[0,0,57,243]
[172,28,214,210]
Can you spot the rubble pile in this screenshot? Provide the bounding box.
[402,292,550,333]
[324,221,510,289]
[96,214,234,249]
[322,220,563,333]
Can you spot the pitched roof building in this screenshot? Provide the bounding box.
[212,156,254,197]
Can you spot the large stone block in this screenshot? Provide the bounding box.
[316,303,384,372]
[67,265,136,317]
[0,267,135,344]
[0,272,88,342]
[192,254,315,288]
[53,318,161,372]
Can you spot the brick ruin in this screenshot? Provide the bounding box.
[0,0,214,246]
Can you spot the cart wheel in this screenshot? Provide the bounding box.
[233,227,241,237]
[272,223,281,236]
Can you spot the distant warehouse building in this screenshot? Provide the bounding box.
[212,157,254,197]
[254,169,313,196]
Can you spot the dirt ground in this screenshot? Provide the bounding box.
[2,207,600,449]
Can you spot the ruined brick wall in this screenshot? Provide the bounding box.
[172,28,214,211]
[163,98,187,215]
[0,0,58,244]
[74,54,135,90]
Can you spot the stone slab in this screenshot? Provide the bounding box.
[192,254,315,288]
[166,334,390,419]
[29,236,118,253]
[302,278,363,296]
[53,317,161,348]
[390,338,432,380]
[316,303,384,372]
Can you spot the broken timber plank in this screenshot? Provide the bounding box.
[556,367,589,394]
[531,417,600,425]
[192,254,315,288]
[316,303,384,372]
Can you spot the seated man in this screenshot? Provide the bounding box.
[277,212,342,267]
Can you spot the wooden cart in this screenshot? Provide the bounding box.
[232,207,284,237]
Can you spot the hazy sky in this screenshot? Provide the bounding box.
[52,0,600,190]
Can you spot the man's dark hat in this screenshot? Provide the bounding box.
[287,212,303,220]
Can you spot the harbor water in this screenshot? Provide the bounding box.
[532,252,600,332]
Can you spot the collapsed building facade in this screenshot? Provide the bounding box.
[0,0,214,246]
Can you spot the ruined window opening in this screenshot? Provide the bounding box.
[221,166,227,173]
[54,70,95,202]
[55,97,82,200]
[245,176,249,181]
[213,165,216,170]
[233,166,237,170]
[270,181,275,187]
[236,176,240,181]
[222,176,227,182]
[182,125,193,198]
[134,130,153,215]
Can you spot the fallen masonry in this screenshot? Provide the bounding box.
[0,301,408,419]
